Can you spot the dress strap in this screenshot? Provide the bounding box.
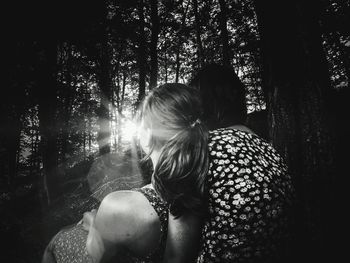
[136,187,168,229]
[133,187,168,262]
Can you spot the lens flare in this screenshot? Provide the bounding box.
[122,119,138,141]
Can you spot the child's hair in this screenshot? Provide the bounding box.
[138,83,209,218]
[189,63,247,129]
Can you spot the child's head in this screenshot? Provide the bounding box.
[138,83,209,217]
[189,63,247,129]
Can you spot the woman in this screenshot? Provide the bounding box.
[42,83,209,263]
[163,64,294,263]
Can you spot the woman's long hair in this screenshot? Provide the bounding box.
[138,83,209,218]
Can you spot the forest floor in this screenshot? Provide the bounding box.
[0,151,147,263]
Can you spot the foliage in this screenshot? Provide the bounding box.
[321,0,350,90]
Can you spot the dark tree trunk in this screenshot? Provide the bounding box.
[4,117,22,188]
[137,0,147,104]
[254,0,338,261]
[2,41,28,190]
[30,120,35,176]
[83,84,90,157]
[113,42,125,109]
[2,95,23,189]
[29,127,41,178]
[193,0,204,68]
[111,42,125,153]
[174,51,181,83]
[97,8,112,156]
[121,70,127,106]
[88,117,92,153]
[164,47,168,83]
[34,128,40,172]
[97,44,112,156]
[60,43,74,164]
[83,123,87,158]
[175,0,190,83]
[218,0,230,66]
[115,71,121,109]
[117,70,127,151]
[37,41,60,205]
[149,0,159,89]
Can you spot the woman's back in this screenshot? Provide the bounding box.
[198,128,294,262]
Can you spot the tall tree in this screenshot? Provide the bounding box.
[149,0,160,89]
[58,43,74,164]
[137,0,147,103]
[96,5,113,156]
[218,0,230,66]
[36,41,60,205]
[175,0,190,83]
[1,41,28,189]
[2,91,23,189]
[193,0,204,67]
[254,0,337,261]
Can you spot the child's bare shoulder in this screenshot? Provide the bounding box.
[96,190,159,241]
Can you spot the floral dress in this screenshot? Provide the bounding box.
[44,187,168,263]
[197,128,294,263]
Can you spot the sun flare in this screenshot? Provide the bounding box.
[122,119,138,142]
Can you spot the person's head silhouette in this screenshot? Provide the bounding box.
[189,63,247,130]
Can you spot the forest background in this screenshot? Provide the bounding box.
[1,0,349,262]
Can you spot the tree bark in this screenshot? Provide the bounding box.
[117,70,127,151]
[137,0,147,104]
[149,0,160,89]
[164,46,168,83]
[97,45,112,156]
[60,43,74,164]
[4,117,22,188]
[121,70,127,106]
[175,0,190,83]
[97,6,113,156]
[2,41,29,190]
[88,117,92,153]
[1,95,23,189]
[193,0,204,68]
[218,0,230,66]
[34,127,40,172]
[37,41,60,205]
[254,0,337,261]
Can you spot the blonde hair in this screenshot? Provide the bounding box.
[139,83,209,217]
